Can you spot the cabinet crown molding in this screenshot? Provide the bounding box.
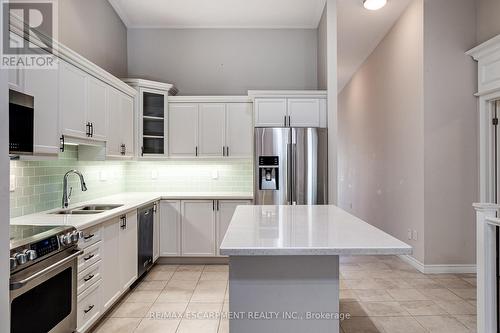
[169,96,252,103]
[8,12,137,98]
[467,34,500,60]
[467,34,500,96]
[122,78,175,92]
[248,90,328,99]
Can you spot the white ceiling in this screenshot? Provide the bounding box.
[109,0,411,92]
[108,0,327,29]
[337,0,412,92]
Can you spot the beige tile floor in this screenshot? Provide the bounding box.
[92,255,477,333]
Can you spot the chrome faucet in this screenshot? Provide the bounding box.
[62,170,88,208]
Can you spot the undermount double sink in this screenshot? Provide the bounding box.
[50,204,124,215]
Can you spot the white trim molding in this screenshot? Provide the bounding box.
[467,35,500,202]
[122,78,175,93]
[473,203,500,333]
[248,90,328,100]
[169,96,252,103]
[398,255,476,274]
[8,12,137,97]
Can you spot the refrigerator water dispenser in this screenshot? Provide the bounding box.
[258,156,279,190]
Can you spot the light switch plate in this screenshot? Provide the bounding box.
[10,175,15,192]
[212,170,219,180]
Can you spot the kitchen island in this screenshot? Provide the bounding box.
[220,205,412,333]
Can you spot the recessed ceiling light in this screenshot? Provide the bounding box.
[363,0,387,10]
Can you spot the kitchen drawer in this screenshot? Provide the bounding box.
[78,241,101,272]
[78,225,102,249]
[77,280,102,333]
[78,261,101,295]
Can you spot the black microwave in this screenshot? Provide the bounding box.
[9,90,34,155]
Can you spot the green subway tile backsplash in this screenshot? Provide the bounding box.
[10,146,253,218]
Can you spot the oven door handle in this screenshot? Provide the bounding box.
[10,250,83,290]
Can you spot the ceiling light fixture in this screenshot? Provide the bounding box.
[363,0,387,10]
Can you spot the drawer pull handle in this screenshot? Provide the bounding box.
[84,234,95,240]
[83,254,95,261]
[84,305,95,314]
[84,274,95,282]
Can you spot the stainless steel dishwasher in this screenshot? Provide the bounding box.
[138,204,154,278]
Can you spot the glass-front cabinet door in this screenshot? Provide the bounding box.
[140,89,167,156]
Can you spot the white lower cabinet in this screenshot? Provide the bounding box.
[77,211,138,332]
[153,201,160,262]
[159,199,252,257]
[101,211,138,311]
[77,261,102,295]
[119,211,138,290]
[100,218,121,311]
[216,200,251,256]
[181,200,216,256]
[77,280,102,333]
[160,200,182,256]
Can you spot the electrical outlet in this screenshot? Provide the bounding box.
[412,230,418,241]
[10,175,15,192]
[151,170,158,180]
[407,229,412,240]
[212,170,219,180]
[99,170,107,181]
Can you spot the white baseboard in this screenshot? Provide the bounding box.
[398,255,477,274]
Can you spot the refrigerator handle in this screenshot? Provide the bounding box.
[287,142,292,205]
[291,142,297,205]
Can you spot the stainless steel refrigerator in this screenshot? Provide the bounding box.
[254,127,328,205]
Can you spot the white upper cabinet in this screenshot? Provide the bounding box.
[106,88,121,157]
[168,97,253,159]
[8,34,24,91]
[107,87,135,158]
[59,61,111,141]
[199,103,226,157]
[181,200,216,256]
[254,98,287,127]
[23,65,60,156]
[288,99,322,127]
[169,103,199,157]
[86,77,108,141]
[121,95,135,157]
[252,92,328,128]
[123,79,173,158]
[226,103,253,158]
[59,61,87,138]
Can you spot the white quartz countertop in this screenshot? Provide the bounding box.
[220,205,412,256]
[10,192,253,230]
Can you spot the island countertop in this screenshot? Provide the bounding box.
[220,205,412,256]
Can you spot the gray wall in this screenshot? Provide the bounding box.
[127,29,318,95]
[339,0,478,266]
[476,0,500,44]
[59,0,128,77]
[317,6,327,90]
[423,0,477,265]
[326,0,338,205]
[338,0,425,262]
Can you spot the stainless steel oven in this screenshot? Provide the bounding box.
[9,225,83,333]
